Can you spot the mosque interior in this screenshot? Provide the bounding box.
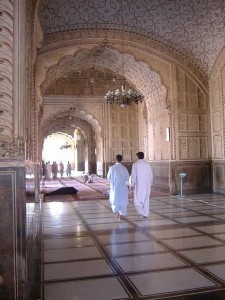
[0,0,225,299]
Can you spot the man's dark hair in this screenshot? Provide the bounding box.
[116,154,123,162]
[136,152,144,159]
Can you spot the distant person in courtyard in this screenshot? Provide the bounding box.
[107,154,129,220]
[52,161,58,179]
[130,152,153,218]
[46,161,52,179]
[66,161,72,177]
[59,161,64,178]
[42,161,47,178]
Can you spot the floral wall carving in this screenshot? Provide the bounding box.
[110,104,139,162]
[209,50,225,165]
[176,67,210,160]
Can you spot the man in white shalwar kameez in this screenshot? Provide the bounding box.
[130,152,153,218]
[107,154,129,220]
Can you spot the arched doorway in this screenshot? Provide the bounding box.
[40,108,103,176]
[42,131,87,176]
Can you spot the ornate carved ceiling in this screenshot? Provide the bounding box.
[38,0,225,77]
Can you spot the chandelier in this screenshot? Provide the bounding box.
[105,78,144,108]
[60,141,71,150]
[74,128,81,144]
[104,0,144,108]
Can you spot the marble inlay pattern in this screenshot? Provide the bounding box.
[38,0,225,75]
[41,193,225,300]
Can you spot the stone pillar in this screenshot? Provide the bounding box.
[0,163,27,300]
[0,1,41,299]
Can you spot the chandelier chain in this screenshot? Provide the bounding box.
[104,0,144,107]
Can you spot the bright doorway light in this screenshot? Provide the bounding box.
[42,133,74,165]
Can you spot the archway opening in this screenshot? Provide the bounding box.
[42,132,86,177]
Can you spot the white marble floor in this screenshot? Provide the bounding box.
[41,194,225,300]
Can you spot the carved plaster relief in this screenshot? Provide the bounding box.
[110,105,138,162]
[154,123,163,161]
[112,125,120,139]
[36,29,207,88]
[210,66,223,160]
[213,135,223,159]
[179,113,207,133]
[179,137,188,160]
[112,141,122,148]
[177,69,207,111]
[198,88,207,110]
[223,67,225,93]
[122,141,129,148]
[34,0,44,51]
[200,137,208,159]
[212,111,222,132]
[37,47,166,112]
[179,136,208,160]
[147,123,154,160]
[138,103,147,153]
[211,80,221,109]
[176,66,209,160]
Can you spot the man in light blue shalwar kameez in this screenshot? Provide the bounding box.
[107,154,129,220]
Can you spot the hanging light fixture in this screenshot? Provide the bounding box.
[74,128,81,142]
[74,128,82,147]
[68,107,82,146]
[104,0,144,108]
[105,78,144,108]
[60,141,71,150]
